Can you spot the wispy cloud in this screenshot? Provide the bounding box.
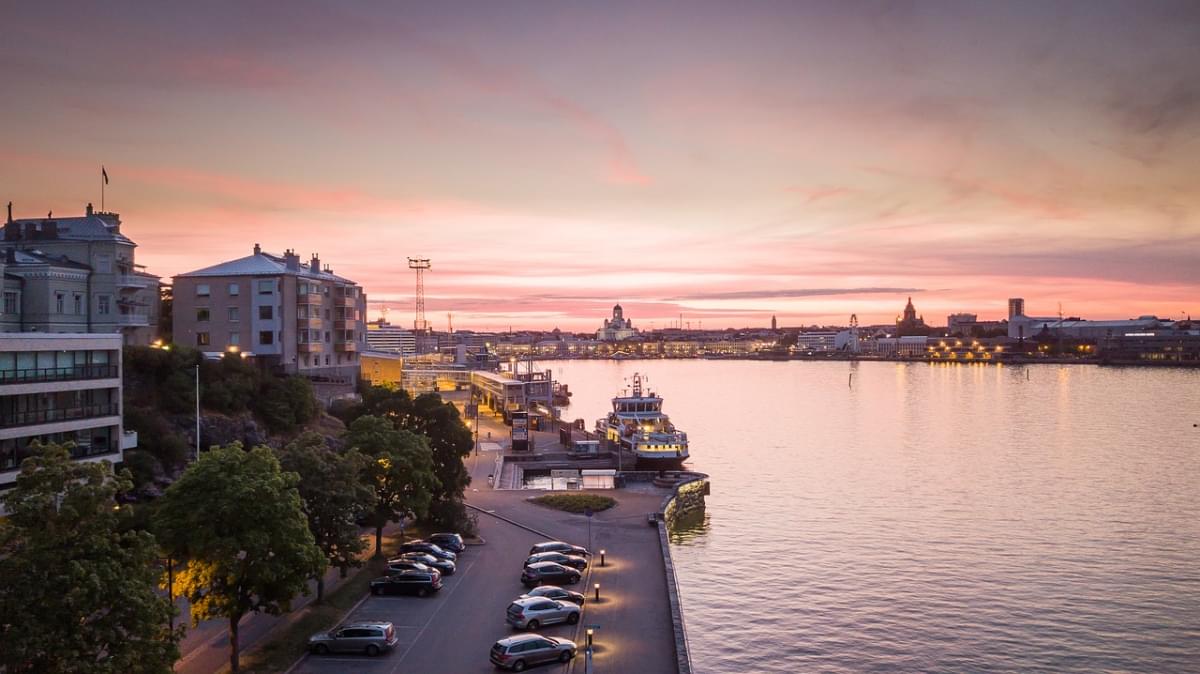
[672,288,925,301]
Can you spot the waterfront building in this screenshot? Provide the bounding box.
[1,332,136,512]
[2,204,160,344]
[870,335,929,357]
[1099,326,1200,363]
[172,245,367,381]
[794,331,839,352]
[596,303,638,341]
[366,319,416,355]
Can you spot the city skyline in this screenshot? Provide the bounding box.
[2,1,1198,330]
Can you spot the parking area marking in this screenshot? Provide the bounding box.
[386,552,483,674]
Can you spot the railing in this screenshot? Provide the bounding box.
[116,312,150,326]
[297,316,324,328]
[297,292,323,305]
[298,342,324,353]
[2,443,120,474]
[0,403,120,428]
[115,273,153,289]
[0,364,119,385]
[334,294,355,307]
[334,341,358,352]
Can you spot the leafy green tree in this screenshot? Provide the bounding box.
[276,432,374,601]
[341,386,473,514]
[153,444,325,673]
[345,415,439,556]
[0,443,181,674]
[255,375,319,433]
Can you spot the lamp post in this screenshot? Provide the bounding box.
[600,549,606,567]
[193,364,200,462]
[586,628,594,650]
[594,583,601,602]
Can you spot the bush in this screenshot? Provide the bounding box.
[425,499,478,537]
[121,449,161,489]
[530,493,617,514]
[254,376,319,433]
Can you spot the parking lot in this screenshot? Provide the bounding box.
[289,513,585,674]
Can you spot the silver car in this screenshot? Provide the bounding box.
[308,621,398,656]
[490,634,577,671]
[506,596,581,630]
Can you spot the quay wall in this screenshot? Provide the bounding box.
[652,471,709,674]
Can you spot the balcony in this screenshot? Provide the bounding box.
[297,316,324,329]
[334,294,356,308]
[0,403,120,429]
[0,364,118,385]
[297,292,323,305]
[334,341,358,352]
[334,319,354,330]
[115,273,153,290]
[298,342,324,353]
[116,312,150,327]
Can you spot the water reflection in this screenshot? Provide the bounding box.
[667,508,709,544]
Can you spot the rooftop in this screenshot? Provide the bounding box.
[175,244,357,283]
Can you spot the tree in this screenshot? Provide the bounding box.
[0,443,181,673]
[153,444,325,673]
[276,432,374,602]
[345,415,439,556]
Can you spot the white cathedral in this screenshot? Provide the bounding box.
[596,303,638,341]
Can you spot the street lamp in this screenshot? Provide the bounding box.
[594,583,601,601]
[586,628,594,650]
[600,549,606,567]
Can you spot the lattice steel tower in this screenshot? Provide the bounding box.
[408,257,431,332]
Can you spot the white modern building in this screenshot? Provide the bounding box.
[1,333,135,507]
[366,320,416,355]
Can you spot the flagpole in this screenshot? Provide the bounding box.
[101,166,105,212]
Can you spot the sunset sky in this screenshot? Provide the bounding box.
[2,1,1198,330]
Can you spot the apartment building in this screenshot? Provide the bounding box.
[172,245,367,381]
[0,333,135,506]
[1,204,160,344]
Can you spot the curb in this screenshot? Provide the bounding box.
[281,589,373,674]
[464,502,557,540]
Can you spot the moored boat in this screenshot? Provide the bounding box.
[596,373,689,470]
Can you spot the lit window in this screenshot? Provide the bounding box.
[197,332,210,346]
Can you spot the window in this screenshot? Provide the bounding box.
[196,284,210,297]
[229,332,240,345]
[74,294,83,315]
[257,280,274,295]
[228,307,239,321]
[55,292,65,314]
[97,295,111,315]
[324,355,330,365]
[3,291,17,314]
[325,331,331,342]
[95,254,112,274]
[196,308,210,321]
[197,332,210,346]
[228,283,240,296]
[259,331,274,345]
[259,305,273,320]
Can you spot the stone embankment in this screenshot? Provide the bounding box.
[652,470,709,674]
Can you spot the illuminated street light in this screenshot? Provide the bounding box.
[594,583,601,601]
[600,549,606,566]
[586,628,594,649]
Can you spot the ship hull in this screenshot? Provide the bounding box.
[634,453,689,471]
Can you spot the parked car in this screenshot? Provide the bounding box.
[525,551,588,570]
[385,559,437,576]
[370,570,442,597]
[429,532,466,553]
[401,540,457,561]
[521,561,581,588]
[529,541,590,557]
[520,585,585,606]
[396,552,456,576]
[308,621,398,656]
[506,597,581,630]
[490,634,577,671]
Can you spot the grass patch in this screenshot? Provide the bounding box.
[530,493,617,514]
[217,525,430,674]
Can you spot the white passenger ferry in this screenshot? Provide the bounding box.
[597,373,689,470]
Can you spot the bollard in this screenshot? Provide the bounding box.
[586,628,594,649]
[594,583,601,602]
[600,549,606,566]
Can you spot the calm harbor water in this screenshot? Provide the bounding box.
[555,360,1200,673]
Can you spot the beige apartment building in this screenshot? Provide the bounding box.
[1,204,160,344]
[172,245,367,381]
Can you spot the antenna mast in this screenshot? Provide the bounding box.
[407,258,431,332]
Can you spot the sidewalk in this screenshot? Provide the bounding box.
[173,522,406,674]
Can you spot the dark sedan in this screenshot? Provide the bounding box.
[520,585,586,606]
[401,540,457,561]
[393,552,456,576]
[525,551,588,570]
[521,561,581,588]
[370,570,442,597]
[529,541,590,557]
[429,532,466,554]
